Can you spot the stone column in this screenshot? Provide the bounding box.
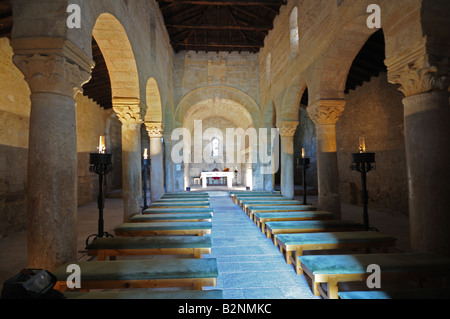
[307,100,345,219]
[145,122,165,201]
[278,121,299,199]
[388,51,450,256]
[113,98,143,221]
[13,47,93,270]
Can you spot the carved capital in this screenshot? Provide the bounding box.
[112,97,143,126]
[13,54,91,97]
[277,121,299,137]
[307,99,345,126]
[145,122,164,138]
[386,45,449,97]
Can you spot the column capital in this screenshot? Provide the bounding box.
[12,38,94,98]
[13,53,92,98]
[386,44,449,97]
[307,99,345,126]
[277,121,299,137]
[112,97,143,126]
[145,122,164,138]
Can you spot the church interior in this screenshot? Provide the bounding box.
[0,0,450,301]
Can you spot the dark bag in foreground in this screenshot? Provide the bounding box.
[1,268,64,299]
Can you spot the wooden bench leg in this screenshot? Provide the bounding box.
[327,276,339,299]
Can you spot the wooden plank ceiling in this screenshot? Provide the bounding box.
[156,0,286,53]
[0,0,386,110]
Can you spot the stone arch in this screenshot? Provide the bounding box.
[91,13,140,101]
[145,77,162,123]
[280,76,308,125]
[311,15,379,100]
[175,86,261,129]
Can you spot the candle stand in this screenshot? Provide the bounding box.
[350,152,377,231]
[142,157,151,211]
[86,153,113,246]
[297,157,310,205]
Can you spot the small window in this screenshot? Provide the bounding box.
[211,137,220,157]
[266,53,271,83]
[290,7,299,58]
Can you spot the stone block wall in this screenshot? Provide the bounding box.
[336,72,408,215]
[0,38,30,237]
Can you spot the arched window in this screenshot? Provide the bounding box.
[211,137,220,157]
[289,7,299,58]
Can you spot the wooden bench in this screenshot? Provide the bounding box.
[114,222,212,237]
[156,198,211,202]
[234,194,284,205]
[338,287,450,299]
[130,212,213,223]
[253,211,334,233]
[143,207,214,215]
[242,200,303,215]
[275,231,397,274]
[265,220,364,244]
[149,201,210,208]
[239,198,293,209]
[163,192,209,197]
[230,191,280,203]
[86,236,212,260]
[299,253,450,299]
[53,258,218,291]
[246,205,317,219]
[63,289,224,299]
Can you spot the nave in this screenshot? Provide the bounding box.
[4,190,438,300]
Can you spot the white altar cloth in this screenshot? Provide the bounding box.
[200,171,234,188]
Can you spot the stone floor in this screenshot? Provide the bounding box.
[0,190,411,299]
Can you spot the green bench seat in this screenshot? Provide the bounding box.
[130,213,213,223]
[338,288,450,299]
[163,192,209,197]
[114,222,212,236]
[64,290,224,299]
[143,207,213,214]
[253,211,334,233]
[265,220,364,244]
[233,194,284,204]
[86,236,212,260]
[299,253,450,299]
[275,231,397,274]
[53,258,218,291]
[239,198,293,209]
[246,205,317,219]
[149,201,210,208]
[156,198,211,202]
[242,200,303,215]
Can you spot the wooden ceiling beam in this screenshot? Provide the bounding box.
[157,0,286,6]
[166,24,272,31]
[172,42,260,48]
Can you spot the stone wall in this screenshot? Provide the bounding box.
[0,38,30,237]
[336,72,408,215]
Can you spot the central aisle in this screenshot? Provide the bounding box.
[205,193,319,299]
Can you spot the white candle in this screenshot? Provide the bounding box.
[301,148,305,158]
[98,136,106,153]
[143,148,148,159]
[359,137,366,153]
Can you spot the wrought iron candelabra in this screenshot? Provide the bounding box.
[297,157,310,205]
[142,157,151,211]
[86,152,113,246]
[350,152,377,231]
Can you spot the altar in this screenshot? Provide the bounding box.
[200,171,234,188]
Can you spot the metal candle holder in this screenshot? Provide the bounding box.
[350,152,377,231]
[142,157,151,211]
[86,152,113,246]
[297,157,310,205]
